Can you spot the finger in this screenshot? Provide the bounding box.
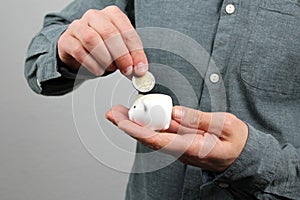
[197,132,219,158]
[70,21,113,70]
[85,11,133,76]
[172,106,226,136]
[167,123,219,160]
[117,120,196,157]
[62,34,105,76]
[102,6,148,76]
[103,33,133,75]
[58,36,81,70]
[118,120,158,140]
[118,120,187,155]
[177,135,216,168]
[177,132,220,164]
[106,105,129,125]
[166,120,205,135]
[118,113,222,166]
[121,31,148,76]
[132,58,148,77]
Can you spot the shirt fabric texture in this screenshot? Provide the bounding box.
[24,0,300,199]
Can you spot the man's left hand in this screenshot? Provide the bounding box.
[106,105,248,172]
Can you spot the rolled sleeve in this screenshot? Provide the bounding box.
[24,0,130,95]
[25,24,70,95]
[211,124,300,199]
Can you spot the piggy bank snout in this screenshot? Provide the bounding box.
[129,105,149,121]
[128,109,150,127]
[128,94,173,130]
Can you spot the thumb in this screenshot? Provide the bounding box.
[172,106,227,137]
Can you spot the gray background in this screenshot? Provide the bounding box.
[0,0,136,199]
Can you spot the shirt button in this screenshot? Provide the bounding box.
[218,182,229,189]
[209,73,220,83]
[225,4,235,14]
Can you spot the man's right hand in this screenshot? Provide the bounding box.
[57,6,148,77]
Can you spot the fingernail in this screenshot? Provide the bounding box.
[124,66,133,76]
[174,108,184,119]
[136,62,148,74]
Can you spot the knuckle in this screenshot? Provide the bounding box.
[104,5,121,14]
[124,34,144,52]
[188,135,201,155]
[123,33,141,44]
[73,46,85,62]
[58,34,67,46]
[82,31,98,46]
[115,54,132,68]
[198,112,209,129]
[116,12,130,23]
[122,32,134,43]
[188,110,201,128]
[224,113,237,128]
[101,24,117,37]
[149,135,161,150]
[94,69,104,76]
[103,5,127,21]
[131,51,147,65]
[84,9,98,18]
[69,19,81,28]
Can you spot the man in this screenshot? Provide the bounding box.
[25,0,300,199]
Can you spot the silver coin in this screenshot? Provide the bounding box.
[132,71,156,93]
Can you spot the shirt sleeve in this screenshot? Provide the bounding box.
[24,0,132,95]
[213,124,300,199]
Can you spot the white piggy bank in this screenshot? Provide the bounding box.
[128,94,173,130]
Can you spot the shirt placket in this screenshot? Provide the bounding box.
[180,1,240,199]
[198,0,262,199]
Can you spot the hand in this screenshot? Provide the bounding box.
[106,105,248,172]
[58,6,148,77]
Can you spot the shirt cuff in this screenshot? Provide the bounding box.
[210,124,279,196]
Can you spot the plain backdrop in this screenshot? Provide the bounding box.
[0,0,137,199]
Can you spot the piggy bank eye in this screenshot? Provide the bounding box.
[133,105,136,109]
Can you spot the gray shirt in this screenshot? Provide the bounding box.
[24,0,300,199]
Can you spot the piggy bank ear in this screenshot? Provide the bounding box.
[142,99,151,112]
